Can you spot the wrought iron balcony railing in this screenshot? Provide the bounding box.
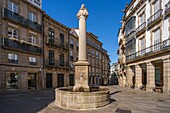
[45,59,69,68]
[1,38,41,54]
[8,59,18,64]
[147,9,163,26]
[126,38,170,61]
[46,38,68,50]
[165,2,170,15]
[136,22,146,34]
[29,62,36,65]
[3,8,42,33]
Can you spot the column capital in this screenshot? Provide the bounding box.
[77,4,88,20]
[146,61,154,66]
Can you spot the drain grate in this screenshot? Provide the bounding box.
[116,108,131,113]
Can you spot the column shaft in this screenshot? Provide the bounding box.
[163,59,170,94]
[126,66,133,88]
[79,17,87,61]
[146,62,155,92]
[135,65,142,89]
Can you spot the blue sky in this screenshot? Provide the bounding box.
[42,0,131,64]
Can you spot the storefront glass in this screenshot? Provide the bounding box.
[6,73,18,90]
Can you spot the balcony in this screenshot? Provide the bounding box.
[45,59,69,69]
[126,31,136,43]
[2,8,42,33]
[136,22,146,36]
[126,38,170,61]
[46,38,68,50]
[29,62,36,65]
[147,9,163,28]
[8,59,18,64]
[2,38,41,55]
[165,2,170,16]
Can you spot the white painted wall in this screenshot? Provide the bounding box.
[125,0,169,52]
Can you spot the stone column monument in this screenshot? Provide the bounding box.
[73,4,90,92]
[54,4,111,109]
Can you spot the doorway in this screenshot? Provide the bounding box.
[28,73,36,90]
[69,74,74,86]
[46,73,52,88]
[57,74,64,87]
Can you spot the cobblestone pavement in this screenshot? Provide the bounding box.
[0,86,170,113]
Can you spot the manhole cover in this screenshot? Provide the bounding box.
[116,108,131,113]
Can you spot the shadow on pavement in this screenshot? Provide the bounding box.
[110,91,122,96]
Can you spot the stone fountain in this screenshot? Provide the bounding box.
[54,4,110,110]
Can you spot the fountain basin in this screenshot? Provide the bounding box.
[54,87,110,110]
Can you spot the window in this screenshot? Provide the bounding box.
[29,57,36,65]
[139,37,145,55]
[96,51,99,58]
[99,53,101,60]
[6,73,18,90]
[70,56,73,61]
[88,57,91,63]
[49,50,54,65]
[153,28,161,51]
[8,28,18,39]
[76,41,79,51]
[88,48,90,55]
[96,68,98,74]
[34,0,41,6]
[70,38,74,49]
[92,59,95,66]
[8,53,18,64]
[99,62,101,68]
[76,52,78,61]
[29,36,36,44]
[92,67,95,74]
[139,13,145,25]
[8,1,18,13]
[92,49,94,57]
[60,53,64,67]
[29,12,37,22]
[125,16,136,36]
[96,60,99,67]
[60,33,64,47]
[70,50,73,61]
[49,28,54,43]
[153,0,160,14]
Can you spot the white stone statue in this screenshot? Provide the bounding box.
[77,4,88,19]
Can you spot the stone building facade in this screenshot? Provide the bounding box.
[69,29,110,86]
[43,14,70,89]
[117,25,126,86]
[0,0,44,93]
[0,0,111,93]
[120,0,170,94]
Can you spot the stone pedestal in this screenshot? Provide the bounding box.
[135,65,142,89]
[163,59,170,94]
[146,62,155,92]
[73,61,90,92]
